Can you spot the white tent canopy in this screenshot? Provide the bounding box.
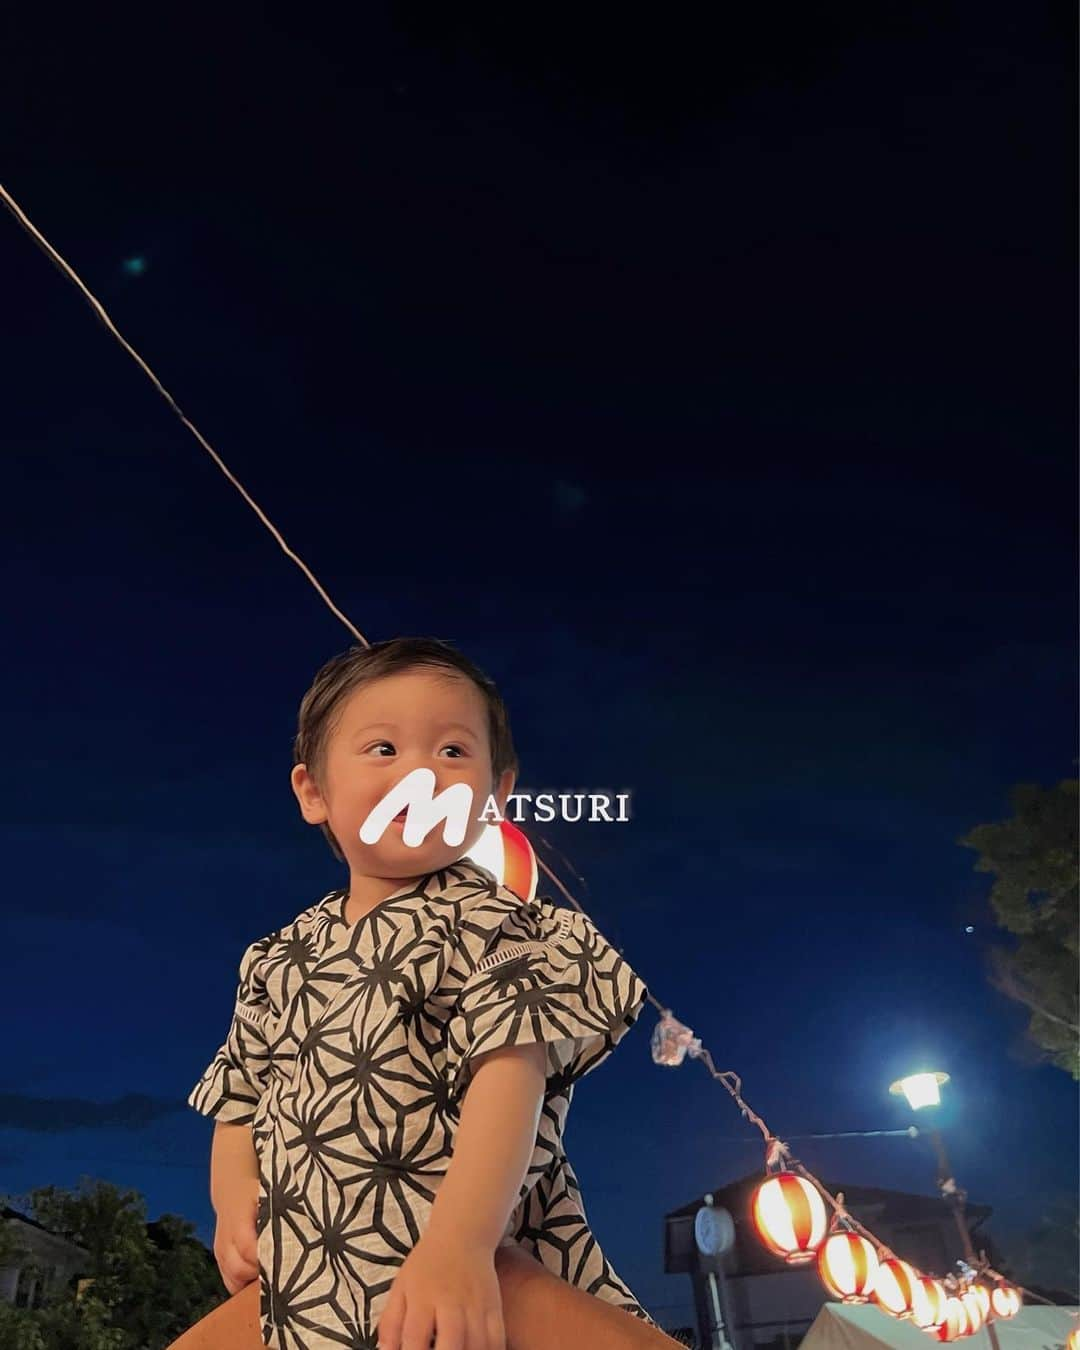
[800,1302,1079,1350]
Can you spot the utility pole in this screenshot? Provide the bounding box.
[926,1126,1003,1350]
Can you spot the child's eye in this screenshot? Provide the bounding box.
[365,742,464,758]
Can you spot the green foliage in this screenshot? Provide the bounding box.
[6,1292,128,1350]
[959,779,1079,1078]
[0,1298,47,1350]
[0,1179,226,1350]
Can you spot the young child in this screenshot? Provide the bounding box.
[188,637,653,1350]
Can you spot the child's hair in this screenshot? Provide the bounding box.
[293,636,519,863]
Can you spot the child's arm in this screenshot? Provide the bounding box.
[209,1120,260,1294]
[211,1120,259,1208]
[377,1040,546,1349]
[427,1039,548,1247]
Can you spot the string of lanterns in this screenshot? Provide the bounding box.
[2,179,1069,1350]
[750,1167,1022,1341]
[650,1010,1028,1343]
[520,797,1079,1346]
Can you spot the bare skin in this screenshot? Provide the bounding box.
[169,1247,685,1350]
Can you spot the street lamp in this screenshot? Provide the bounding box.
[889,1071,950,1111]
[889,1070,1004,1350]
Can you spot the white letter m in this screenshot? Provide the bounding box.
[358,768,475,848]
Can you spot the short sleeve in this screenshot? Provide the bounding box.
[187,937,274,1125]
[442,894,648,1101]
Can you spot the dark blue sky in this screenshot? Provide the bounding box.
[2,1,1076,1326]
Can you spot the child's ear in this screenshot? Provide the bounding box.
[290,763,329,825]
[493,768,516,816]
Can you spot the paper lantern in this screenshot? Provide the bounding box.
[968,1283,991,1322]
[818,1232,880,1303]
[874,1257,920,1318]
[751,1173,828,1264]
[960,1290,985,1335]
[911,1277,949,1331]
[1065,1326,1079,1350]
[990,1283,1021,1319]
[933,1297,969,1342]
[465,819,538,901]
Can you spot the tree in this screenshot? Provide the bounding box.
[959,779,1079,1078]
[0,1179,225,1349]
[140,1214,224,1347]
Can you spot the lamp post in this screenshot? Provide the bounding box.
[889,1072,1002,1350]
[693,1196,736,1350]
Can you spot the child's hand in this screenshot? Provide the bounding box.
[212,1176,260,1296]
[378,1233,504,1350]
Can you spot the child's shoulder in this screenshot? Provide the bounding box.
[292,887,345,928]
[241,888,344,959]
[448,860,541,925]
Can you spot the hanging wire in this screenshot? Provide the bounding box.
[3,177,1057,1323]
[533,830,594,905]
[705,1129,919,1144]
[0,179,370,649]
[540,853,1048,1303]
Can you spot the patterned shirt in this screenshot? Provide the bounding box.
[188,857,653,1349]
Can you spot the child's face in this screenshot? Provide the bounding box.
[291,667,515,877]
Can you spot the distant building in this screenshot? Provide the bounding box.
[0,1206,90,1310]
[665,1173,995,1350]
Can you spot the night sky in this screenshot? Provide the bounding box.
[2,1,1076,1327]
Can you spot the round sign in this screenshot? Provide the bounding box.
[694,1204,735,1257]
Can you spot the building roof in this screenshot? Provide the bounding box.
[666,1171,992,1224]
[1,1205,90,1257]
[665,1172,994,1277]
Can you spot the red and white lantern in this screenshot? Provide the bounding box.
[911,1277,949,1331]
[990,1283,1021,1319]
[874,1257,920,1318]
[818,1232,879,1303]
[968,1284,991,1323]
[960,1290,985,1335]
[934,1297,969,1342]
[751,1173,828,1265]
[466,819,538,901]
